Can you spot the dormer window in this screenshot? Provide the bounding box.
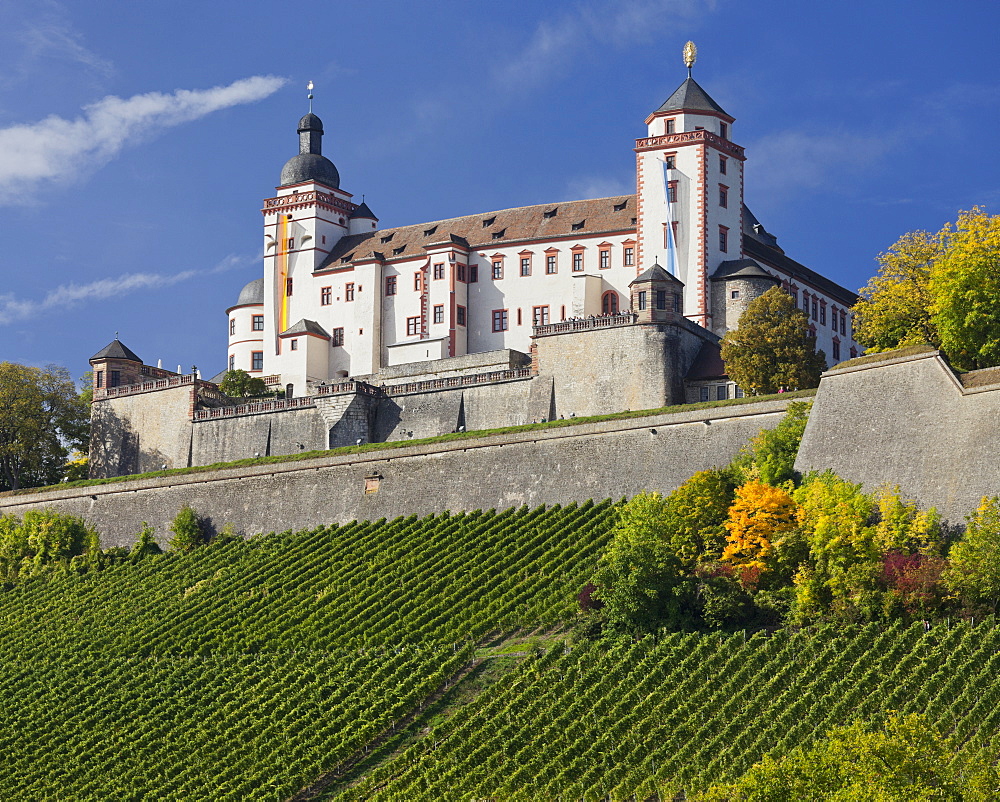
[393,246,405,255]
[543,208,558,219]
[492,229,506,239]
[571,220,585,231]
[423,226,437,237]
[380,233,394,243]
[482,216,496,227]
[613,201,627,212]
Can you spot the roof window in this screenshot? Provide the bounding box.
[543,207,558,219]
[340,253,354,264]
[393,246,405,255]
[571,220,585,231]
[613,201,627,212]
[423,226,437,237]
[482,216,496,227]
[492,229,506,240]
[380,233,394,243]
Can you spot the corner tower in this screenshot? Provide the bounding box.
[635,42,745,331]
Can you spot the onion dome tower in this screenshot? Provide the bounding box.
[279,112,340,188]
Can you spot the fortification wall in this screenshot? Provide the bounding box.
[795,347,1000,524]
[1,398,794,548]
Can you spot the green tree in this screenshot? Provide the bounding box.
[931,207,1000,370]
[696,714,999,801]
[720,287,826,395]
[0,509,99,580]
[852,230,941,353]
[168,505,207,553]
[660,468,738,565]
[0,363,90,490]
[731,401,812,486]
[592,493,697,634]
[219,369,268,398]
[944,496,1000,613]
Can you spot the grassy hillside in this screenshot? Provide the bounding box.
[1,502,999,800]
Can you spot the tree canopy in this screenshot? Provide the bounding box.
[0,363,90,491]
[720,286,827,395]
[853,207,1000,371]
[218,369,268,398]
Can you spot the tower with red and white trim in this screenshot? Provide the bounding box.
[635,50,745,331]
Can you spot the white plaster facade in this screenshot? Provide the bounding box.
[226,67,863,395]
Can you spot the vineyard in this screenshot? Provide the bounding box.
[1,501,999,799]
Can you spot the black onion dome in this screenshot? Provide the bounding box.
[279,153,340,187]
[235,277,264,306]
[297,112,323,133]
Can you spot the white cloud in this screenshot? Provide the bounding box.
[492,0,711,95]
[0,253,251,325]
[0,76,286,201]
[564,175,635,201]
[746,129,891,200]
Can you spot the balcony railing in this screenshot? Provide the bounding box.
[192,396,316,421]
[532,312,637,336]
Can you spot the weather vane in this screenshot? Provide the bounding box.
[307,80,314,113]
[683,41,697,77]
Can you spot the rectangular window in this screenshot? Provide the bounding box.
[673,292,682,313]
[345,282,355,302]
[731,289,741,300]
[719,226,729,253]
[665,155,676,169]
[520,257,531,276]
[832,340,841,361]
[719,122,728,140]
[332,327,344,346]
[228,355,235,372]
[287,238,294,250]
[599,249,610,269]
[572,252,583,272]
[252,315,264,331]
[251,352,263,371]
[433,263,444,280]
[414,272,422,291]
[656,290,667,310]
[667,181,678,203]
[699,386,709,402]
[290,339,298,351]
[638,291,647,310]
[406,316,420,336]
[532,305,550,326]
[719,156,727,174]
[321,286,332,305]
[517,308,522,326]
[456,305,466,326]
[665,118,675,134]
[717,385,728,401]
[546,254,557,274]
[457,263,466,282]
[492,260,503,280]
[96,370,104,388]
[469,264,478,283]
[850,346,858,359]
[735,385,744,398]
[492,309,508,332]
[433,304,444,324]
[812,298,818,320]
[229,318,236,335]
[819,304,827,325]
[719,185,728,208]
[624,246,634,266]
[802,292,809,313]
[286,277,293,296]
[840,312,847,336]
[385,276,397,295]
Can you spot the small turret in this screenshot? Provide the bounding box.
[630,262,684,324]
[90,337,143,394]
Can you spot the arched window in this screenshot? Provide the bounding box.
[601,291,619,315]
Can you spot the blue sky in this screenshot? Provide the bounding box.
[1,0,997,380]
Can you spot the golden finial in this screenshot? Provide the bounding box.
[683,41,697,76]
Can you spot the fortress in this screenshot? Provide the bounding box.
[86,49,862,480]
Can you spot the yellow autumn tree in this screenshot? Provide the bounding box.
[722,482,798,578]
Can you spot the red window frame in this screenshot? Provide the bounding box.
[492,309,508,332]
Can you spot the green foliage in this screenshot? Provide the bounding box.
[731,401,811,485]
[0,508,98,580]
[696,713,1000,801]
[853,230,941,354]
[0,362,90,490]
[931,207,1000,370]
[168,505,206,552]
[854,208,1000,370]
[218,369,269,398]
[130,523,162,562]
[660,468,738,564]
[721,287,827,395]
[945,497,1000,613]
[592,492,696,634]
